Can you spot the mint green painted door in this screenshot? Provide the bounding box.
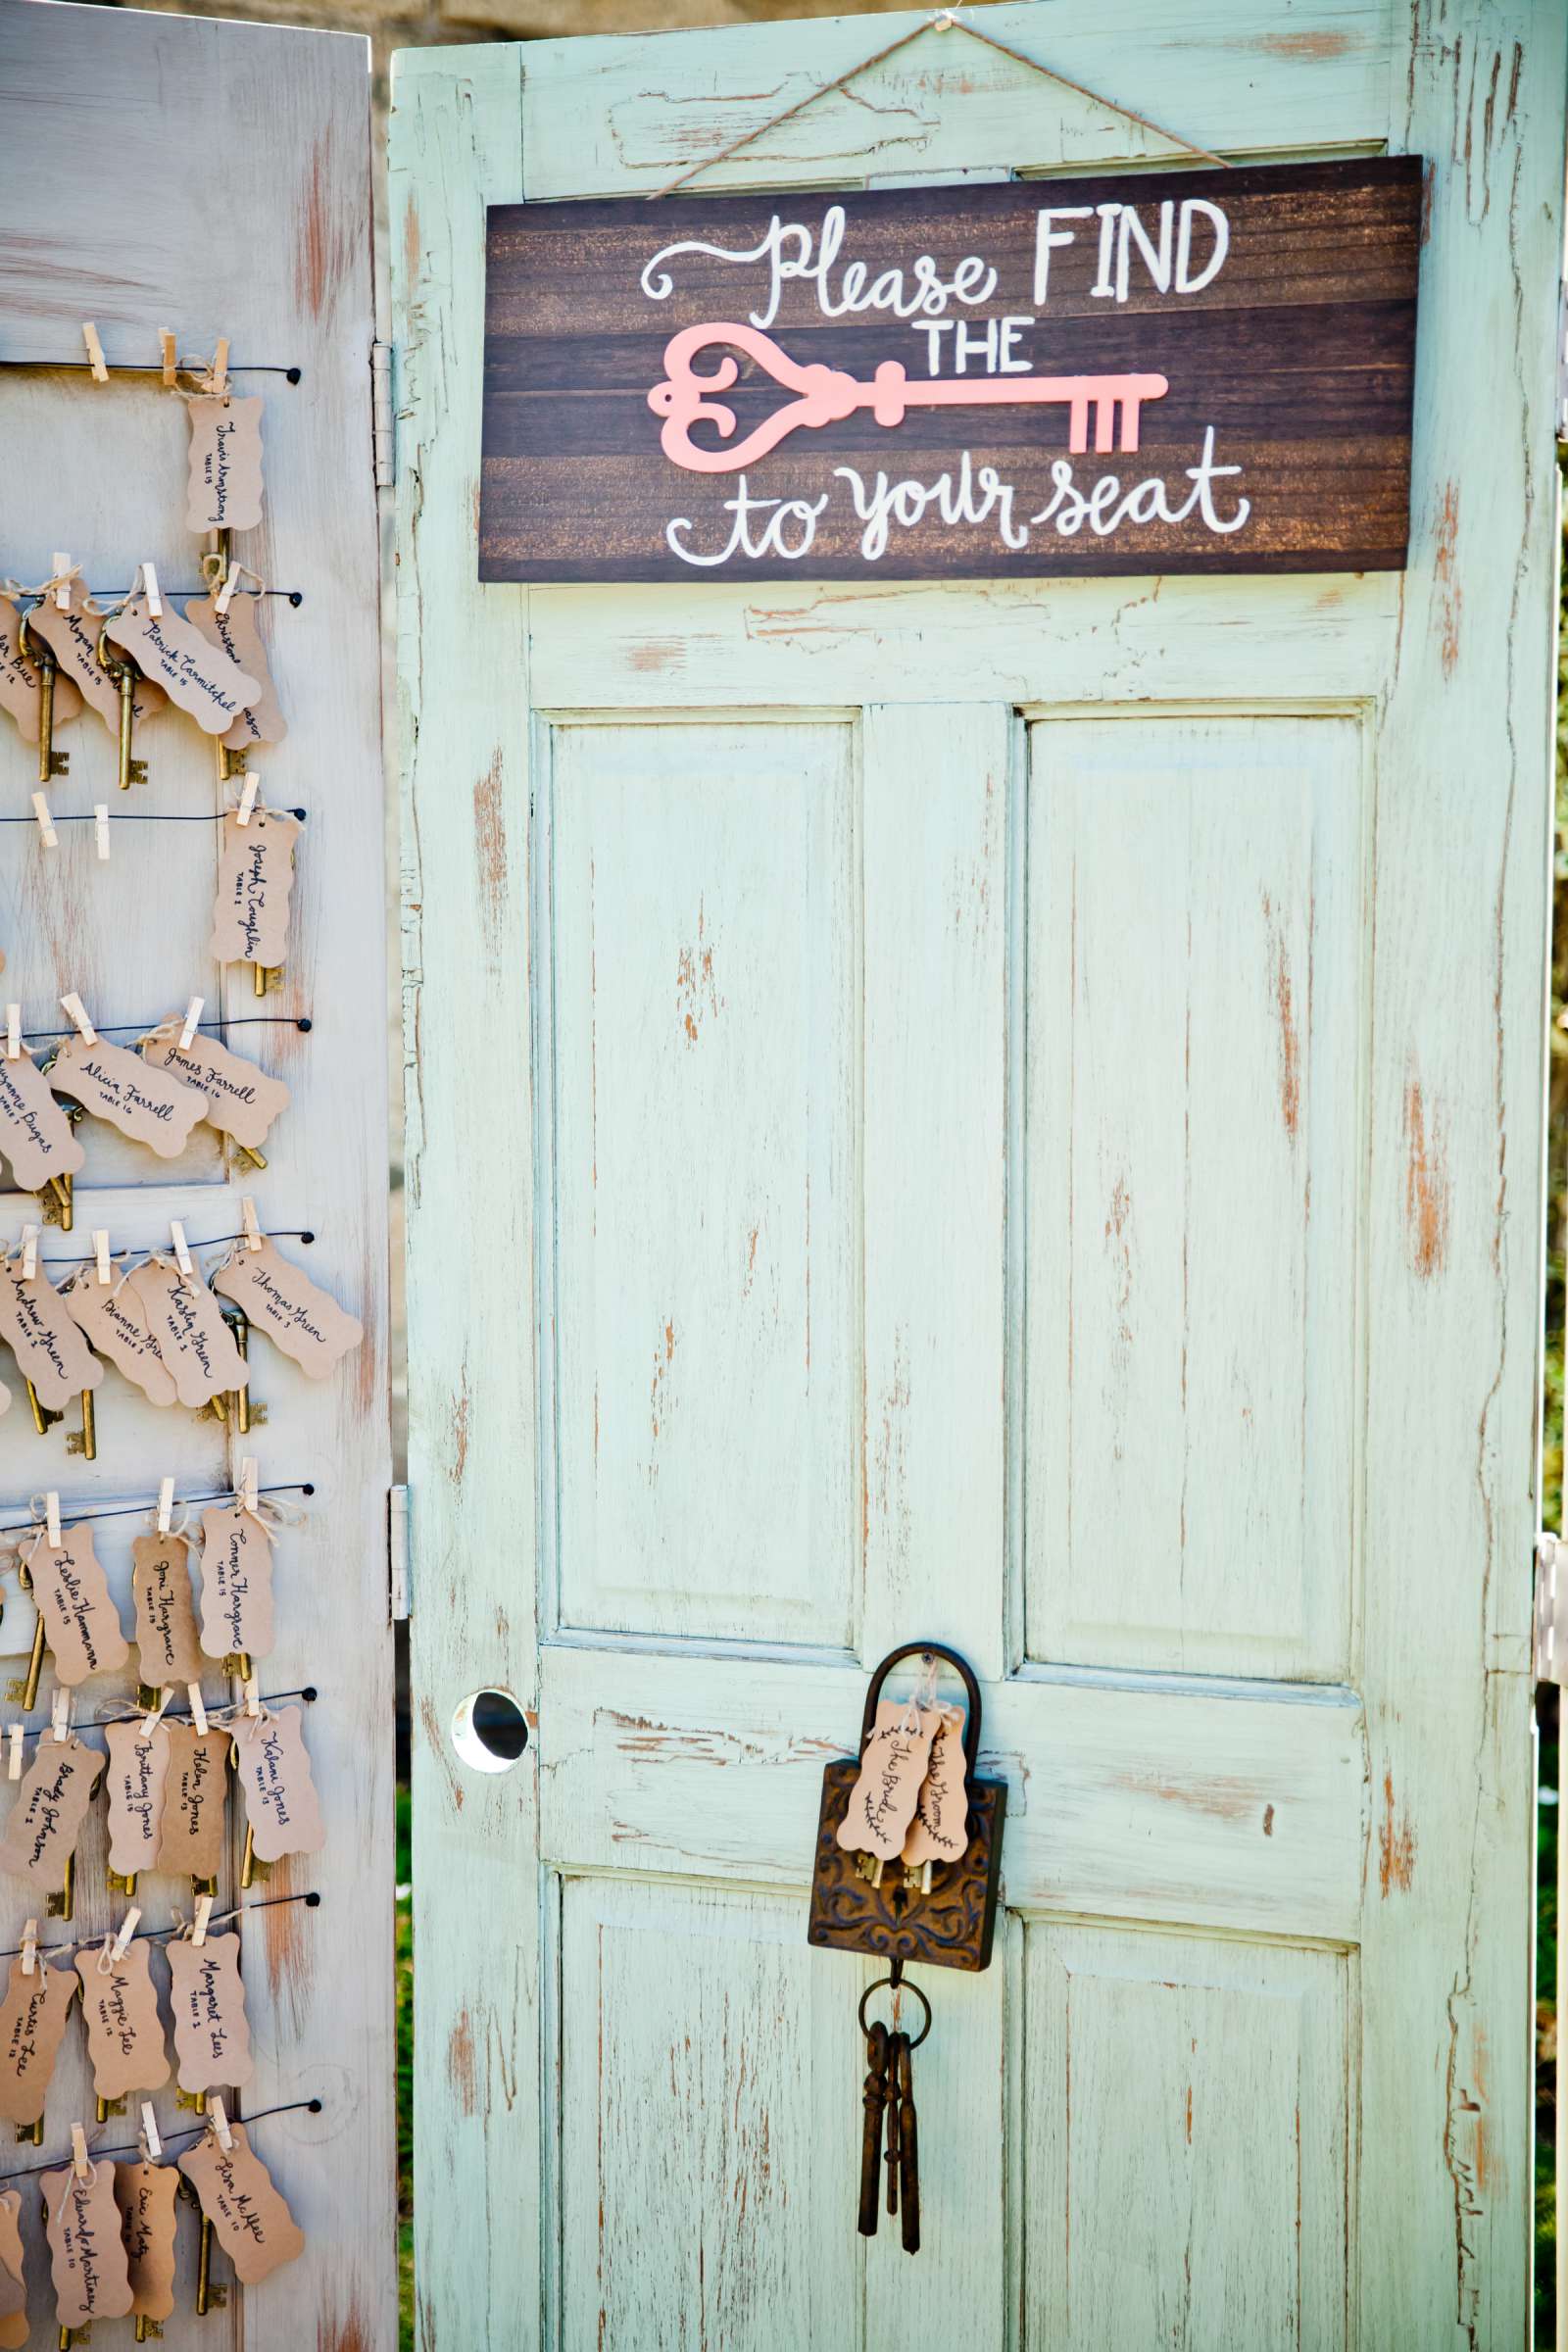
[391,6,1567,2344]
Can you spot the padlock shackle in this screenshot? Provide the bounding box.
[858,1641,983,1779]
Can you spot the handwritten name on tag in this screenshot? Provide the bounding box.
[0,1257,102,1413]
[61,1264,177,1407]
[113,2160,178,2326]
[199,1501,273,1663]
[42,2157,134,2327]
[127,1261,248,1408]
[0,1956,76,2123]
[74,1937,170,2100]
[209,808,300,968]
[48,1032,206,1158]
[28,1524,129,1687]
[178,2121,304,2285]
[185,397,265,532]
[0,2185,27,2347]
[130,1536,204,1688]
[0,600,81,745]
[25,576,165,730]
[168,1930,252,2092]
[231,1705,324,1863]
[213,1239,362,1380]
[0,1735,104,1891]
[104,597,260,736]
[141,1027,289,1153]
[834,1699,937,1862]
[901,1703,969,1870]
[103,1719,171,1878]
[155,1724,230,1880]
[184,590,286,752]
[0,1051,84,1193]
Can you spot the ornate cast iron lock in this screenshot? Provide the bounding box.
[807,1641,1005,1974]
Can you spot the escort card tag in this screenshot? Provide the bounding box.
[130,1537,204,1687]
[834,1699,937,1863]
[141,1026,290,1152]
[178,2121,304,2284]
[184,590,286,752]
[901,1703,970,1870]
[213,1240,363,1380]
[0,1256,102,1413]
[113,2160,178,2326]
[0,2186,26,2348]
[61,1264,177,1407]
[0,1735,104,1891]
[231,1705,324,1862]
[48,1031,207,1157]
[127,1261,248,1408]
[104,596,260,735]
[198,1502,273,1662]
[0,1956,77,2123]
[167,1930,253,2091]
[0,600,82,743]
[155,1724,230,1880]
[185,397,265,533]
[25,577,165,730]
[74,1938,171,2100]
[0,1050,85,1193]
[28,1524,129,1686]
[209,808,301,968]
[103,1719,171,1878]
[42,2157,134,2327]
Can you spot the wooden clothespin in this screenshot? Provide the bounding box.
[159,330,177,391]
[133,563,163,620]
[93,805,110,863]
[21,1226,37,1283]
[216,561,242,618]
[170,1221,193,1278]
[138,1687,171,1742]
[140,2100,162,2161]
[59,993,95,1045]
[209,340,229,400]
[80,323,108,383]
[187,1683,207,1737]
[5,1006,20,1062]
[30,792,57,849]
[240,1198,263,1254]
[51,554,72,612]
[110,1907,142,1964]
[179,997,204,1050]
[20,1921,36,1978]
[45,1493,61,1548]
[235,774,260,827]
[92,1230,111,1287]
[50,1685,69,1742]
[242,1677,261,1718]
[239,1456,259,1515]
[157,1476,175,1537]
[8,1730,24,1785]
[206,2095,232,2151]
[192,1892,213,1948]
[71,2123,90,2179]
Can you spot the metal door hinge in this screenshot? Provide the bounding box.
[1557,282,1568,453]
[389,1483,411,1623]
[1536,1532,1564,1681]
[371,341,395,489]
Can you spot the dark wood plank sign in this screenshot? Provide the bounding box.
[481,157,1420,584]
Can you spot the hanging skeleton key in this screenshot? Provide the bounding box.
[17,612,69,786]
[858,2021,889,2237]
[895,2031,919,2253]
[96,625,148,790]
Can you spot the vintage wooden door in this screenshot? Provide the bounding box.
[392,4,1565,2345]
[0,3,394,2344]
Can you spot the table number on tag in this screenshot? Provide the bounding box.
[0,1050,83,1194]
[213,1237,363,1379]
[184,395,265,532]
[0,1733,103,1892]
[140,1022,290,1155]
[113,2159,178,2328]
[178,2119,304,2284]
[231,1703,324,1861]
[198,1498,275,1662]
[209,808,302,968]
[104,1719,172,1880]
[127,1258,248,1408]
[168,1929,253,2091]
[0,1253,102,1414]
[27,1522,129,1686]
[47,1027,208,1157]
[42,2153,134,2327]
[104,591,261,736]
[130,1534,204,1687]
[0,596,82,747]
[0,1954,76,2122]
[61,1262,178,1407]
[74,1936,171,2101]
[24,575,166,732]
[184,586,287,752]
[155,1723,231,1880]
[0,2188,25,2349]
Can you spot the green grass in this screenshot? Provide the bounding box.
[398,1779,414,2352]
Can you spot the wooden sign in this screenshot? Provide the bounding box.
[480,157,1419,584]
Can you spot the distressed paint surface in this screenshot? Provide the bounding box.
[394,3,1564,2344]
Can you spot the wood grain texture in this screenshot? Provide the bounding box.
[0,6,392,2346]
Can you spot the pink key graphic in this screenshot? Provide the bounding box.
[647,321,1169,474]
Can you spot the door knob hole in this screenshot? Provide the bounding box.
[451,1687,528,1774]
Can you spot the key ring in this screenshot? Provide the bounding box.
[858,1973,931,2048]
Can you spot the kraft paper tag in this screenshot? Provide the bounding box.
[0,599,82,744]
[199,1502,274,1663]
[25,576,165,730]
[0,2186,26,2347]
[0,1956,76,2123]
[167,1931,253,2092]
[0,1735,104,1891]
[103,1719,171,1878]
[213,1240,362,1380]
[0,1256,102,1413]
[155,1724,230,1880]
[130,1536,204,1688]
[104,595,259,736]
[141,1026,289,1152]
[42,2158,134,2327]
[835,1699,938,1862]
[901,1703,970,1870]
[185,396,265,533]
[184,590,286,752]
[48,1030,207,1157]
[231,1705,324,1863]
[127,1260,248,1408]
[60,1264,177,1407]
[28,1525,129,1687]
[114,2160,178,2325]
[74,1938,170,2100]
[0,1050,85,1193]
[178,2121,304,2284]
[209,808,301,968]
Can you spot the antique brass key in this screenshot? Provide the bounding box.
[17,612,68,785]
[96,623,147,790]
